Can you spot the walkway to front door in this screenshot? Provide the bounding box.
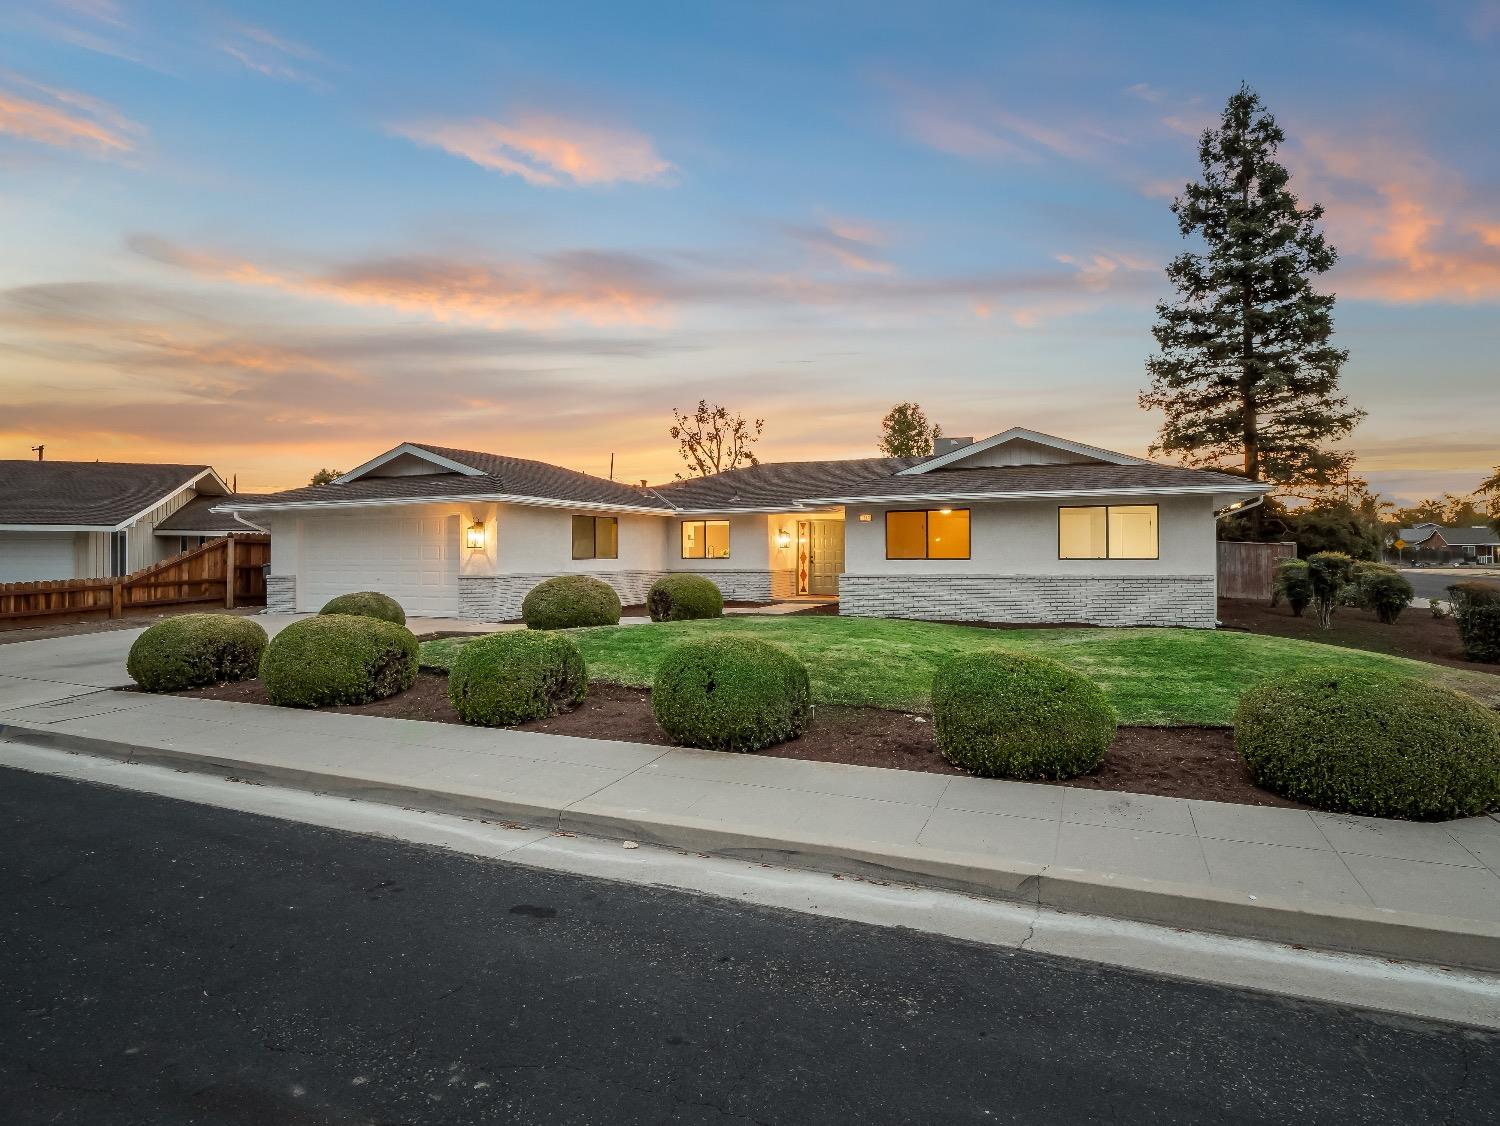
[796,519,845,596]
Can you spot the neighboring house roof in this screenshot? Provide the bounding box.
[0,460,225,530]
[215,433,1268,517]
[155,495,271,534]
[1399,524,1500,547]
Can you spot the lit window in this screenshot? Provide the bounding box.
[1059,505,1158,559]
[682,520,730,559]
[885,509,970,560]
[571,515,619,560]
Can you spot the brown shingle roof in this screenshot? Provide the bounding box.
[220,444,665,512]
[793,462,1261,503]
[651,457,919,510]
[0,460,210,526]
[155,495,272,533]
[215,442,1263,515]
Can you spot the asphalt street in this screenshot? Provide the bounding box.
[2,767,1495,1125]
[1397,567,1500,601]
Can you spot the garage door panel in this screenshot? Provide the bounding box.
[298,513,459,617]
[0,533,77,582]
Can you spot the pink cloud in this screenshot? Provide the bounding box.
[128,236,670,328]
[1292,131,1500,302]
[391,113,673,187]
[0,74,141,156]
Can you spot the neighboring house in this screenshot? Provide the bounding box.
[218,428,1265,628]
[0,461,236,583]
[1394,522,1500,566]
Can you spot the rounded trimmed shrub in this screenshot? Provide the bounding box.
[319,590,406,626]
[647,574,724,622]
[651,636,811,752]
[521,575,621,630]
[1272,559,1312,617]
[1235,667,1500,819]
[1450,582,1500,664]
[931,651,1117,780]
[1355,564,1414,625]
[260,615,418,708]
[126,613,268,693]
[448,630,588,726]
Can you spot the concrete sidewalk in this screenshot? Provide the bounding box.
[0,655,1497,971]
[2,624,1499,972]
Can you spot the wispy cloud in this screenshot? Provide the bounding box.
[127,228,1159,333]
[894,85,1115,164]
[218,22,328,88]
[1292,131,1500,303]
[782,218,895,274]
[128,236,671,328]
[390,113,673,187]
[0,73,142,156]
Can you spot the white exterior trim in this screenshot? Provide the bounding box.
[804,483,1271,505]
[898,427,1150,475]
[336,443,485,483]
[218,492,672,516]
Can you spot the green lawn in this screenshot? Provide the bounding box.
[419,617,1500,727]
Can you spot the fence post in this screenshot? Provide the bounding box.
[224,536,237,609]
[110,580,123,619]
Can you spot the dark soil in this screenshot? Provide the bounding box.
[1216,597,1496,674]
[174,674,1303,808]
[0,603,263,645]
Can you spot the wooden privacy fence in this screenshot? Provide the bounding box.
[0,535,270,623]
[1217,540,1298,600]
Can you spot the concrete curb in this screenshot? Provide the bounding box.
[8,718,1500,974]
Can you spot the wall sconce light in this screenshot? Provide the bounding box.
[465,520,486,550]
[939,507,953,516]
[776,528,792,550]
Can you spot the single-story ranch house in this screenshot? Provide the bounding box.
[0,460,253,583]
[217,428,1266,628]
[1394,522,1499,566]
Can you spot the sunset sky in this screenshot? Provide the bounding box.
[1,1,1497,500]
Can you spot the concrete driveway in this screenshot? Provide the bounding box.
[0,614,497,713]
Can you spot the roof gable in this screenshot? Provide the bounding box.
[337,443,486,482]
[898,427,1148,475]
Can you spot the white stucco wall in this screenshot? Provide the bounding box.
[495,504,668,573]
[842,495,1217,577]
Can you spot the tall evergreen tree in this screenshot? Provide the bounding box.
[1141,84,1363,497]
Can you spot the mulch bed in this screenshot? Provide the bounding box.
[173,673,1304,808]
[1216,597,1494,674]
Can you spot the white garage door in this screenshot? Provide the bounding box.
[0,532,77,583]
[298,513,460,617]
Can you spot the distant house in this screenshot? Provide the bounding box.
[0,460,256,583]
[217,428,1266,628]
[1394,522,1500,565]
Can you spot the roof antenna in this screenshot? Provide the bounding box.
[30,444,44,461]
[609,452,615,481]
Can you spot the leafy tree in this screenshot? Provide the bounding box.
[1287,505,1381,561]
[309,468,343,485]
[1306,551,1356,629]
[1141,84,1363,505]
[877,402,943,458]
[1271,558,1312,616]
[1469,470,1500,530]
[670,400,764,478]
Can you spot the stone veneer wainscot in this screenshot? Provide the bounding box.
[838,574,1217,629]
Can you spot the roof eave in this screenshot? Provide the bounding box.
[800,483,1272,505]
[214,491,674,516]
